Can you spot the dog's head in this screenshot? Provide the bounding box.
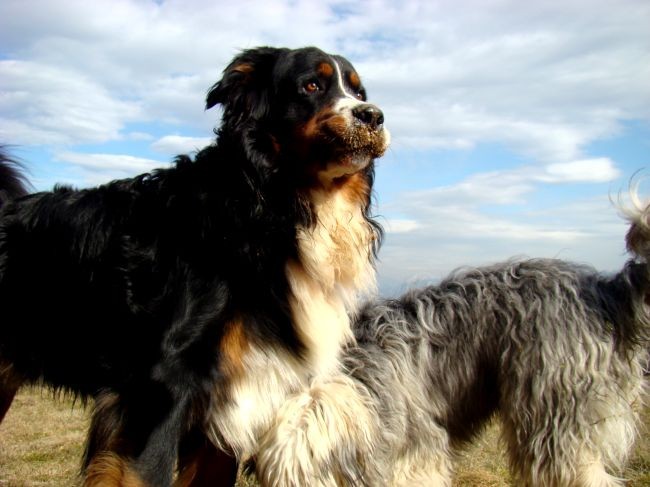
[207,47,390,185]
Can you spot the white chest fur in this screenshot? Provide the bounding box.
[210,185,377,456]
[209,343,305,456]
[288,187,377,373]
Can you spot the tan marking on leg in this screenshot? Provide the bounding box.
[83,452,147,487]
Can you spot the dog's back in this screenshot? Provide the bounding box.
[360,200,650,486]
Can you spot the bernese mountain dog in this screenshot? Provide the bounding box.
[0,46,389,487]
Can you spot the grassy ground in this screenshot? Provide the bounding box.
[0,390,86,486]
[1,388,648,486]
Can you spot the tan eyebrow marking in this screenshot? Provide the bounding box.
[317,62,334,77]
[348,71,361,90]
[232,63,254,74]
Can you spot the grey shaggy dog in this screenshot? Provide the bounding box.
[255,199,650,487]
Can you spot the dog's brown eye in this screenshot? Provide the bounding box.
[304,81,320,94]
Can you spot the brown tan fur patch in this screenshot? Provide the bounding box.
[83,452,146,487]
[219,319,249,380]
[296,109,350,165]
[335,171,371,206]
[232,63,254,75]
[301,109,347,138]
[317,62,334,78]
[87,392,124,456]
[348,71,361,91]
[227,63,255,86]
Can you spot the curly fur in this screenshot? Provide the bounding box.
[256,199,650,487]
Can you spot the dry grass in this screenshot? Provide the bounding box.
[1,388,648,486]
[0,389,87,486]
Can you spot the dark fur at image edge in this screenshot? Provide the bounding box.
[255,204,650,486]
[0,147,29,204]
[0,45,388,487]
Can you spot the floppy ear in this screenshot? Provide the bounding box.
[206,47,286,128]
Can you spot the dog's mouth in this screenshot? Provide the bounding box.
[303,112,390,177]
[331,124,389,158]
[322,124,389,178]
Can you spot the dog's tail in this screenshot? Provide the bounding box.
[0,146,29,207]
[611,190,650,352]
[623,190,650,265]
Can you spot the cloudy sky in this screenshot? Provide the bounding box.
[1,0,649,294]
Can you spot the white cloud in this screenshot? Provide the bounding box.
[0,60,141,145]
[376,194,631,295]
[126,132,156,141]
[56,151,164,172]
[1,0,648,161]
[392,159,620,212]
[151,135,213,156]
[359,1,650,163]
[375,159,627,292]
[384,219,421,234]
[55,151,169,186]
[542,158,620,183]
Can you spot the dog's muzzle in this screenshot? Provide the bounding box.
[352,104,384,131]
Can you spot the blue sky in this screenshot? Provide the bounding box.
[1,0,649,294]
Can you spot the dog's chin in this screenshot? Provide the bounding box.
[321,128,390,178]
[317,150,376,183]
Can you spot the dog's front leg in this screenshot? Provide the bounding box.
[84,384,193,487]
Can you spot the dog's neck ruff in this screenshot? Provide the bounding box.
[289,185,377,372]
[210,180,377,457]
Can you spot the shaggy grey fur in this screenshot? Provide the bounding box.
[257,203,650,487]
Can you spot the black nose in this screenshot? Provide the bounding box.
[352,104,384,130]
